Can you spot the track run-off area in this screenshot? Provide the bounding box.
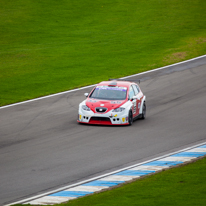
[0,55,206,205]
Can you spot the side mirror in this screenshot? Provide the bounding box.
[132,96,140,101]
[84,93,89,97]
[131,96,137,101]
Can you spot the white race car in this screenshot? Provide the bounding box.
[77,80,146,125]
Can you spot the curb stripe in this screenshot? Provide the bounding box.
[142,161,183,167]
[100,175,134,182]
[5,141,206,206]
[83,180,124,187]
[22,143,206,205]
[66,186,107,192]
[172,152,206,157]
[115,170,155,176]
[49,191,92,197]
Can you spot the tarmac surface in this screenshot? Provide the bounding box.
[0,56,206,205]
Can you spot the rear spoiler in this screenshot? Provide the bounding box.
[109,78,141,84]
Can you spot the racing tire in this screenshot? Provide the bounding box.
[128,110,133,126]
[141,102,146,119]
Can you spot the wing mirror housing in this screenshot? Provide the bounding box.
[131,96,140,101]
[84,93,89,98]
[131,96,137,101]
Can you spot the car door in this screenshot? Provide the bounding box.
[128,86,138,118]
[132,84,141,117]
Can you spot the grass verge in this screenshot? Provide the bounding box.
[0,0,206,106]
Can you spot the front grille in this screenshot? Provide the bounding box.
[95,107,107,113]
[90,117,111,122]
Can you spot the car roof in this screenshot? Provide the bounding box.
[97,81,135,88]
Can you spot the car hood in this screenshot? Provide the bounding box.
[86,98,127,113]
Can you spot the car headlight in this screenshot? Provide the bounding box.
[112,107,125,112]
[82,105,91,111]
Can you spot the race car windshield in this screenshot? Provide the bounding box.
[89,86,127,100]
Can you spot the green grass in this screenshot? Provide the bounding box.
[2,1,206,204]
[16,157,206,206]
[0,0,206,106]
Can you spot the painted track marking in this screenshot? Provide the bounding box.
[1,54,206,110]
[5,142,206,205]
[3,55,206,205]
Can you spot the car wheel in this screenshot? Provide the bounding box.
[141,102,146,119]
[128,110,133,126]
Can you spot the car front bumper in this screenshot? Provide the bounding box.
[77,110,129,125]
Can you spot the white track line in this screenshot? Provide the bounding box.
[5,141,206,206]
[1,54,206,110]
[3,55,206,205]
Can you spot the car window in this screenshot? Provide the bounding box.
[128,86,135,99]
[132,84,139,95]
[135,85,140,93]
[89,86,127,100]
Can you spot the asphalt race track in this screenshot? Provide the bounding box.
[0,56,206,205]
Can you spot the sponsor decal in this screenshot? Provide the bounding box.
[138,102,141,109]
[114,114,117,117]
[122,117,125,122]
[79,115,82,120]
[88,99,98,103]
[100,104,104,106]
[96,86,127,91]
[111,101,122,104]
